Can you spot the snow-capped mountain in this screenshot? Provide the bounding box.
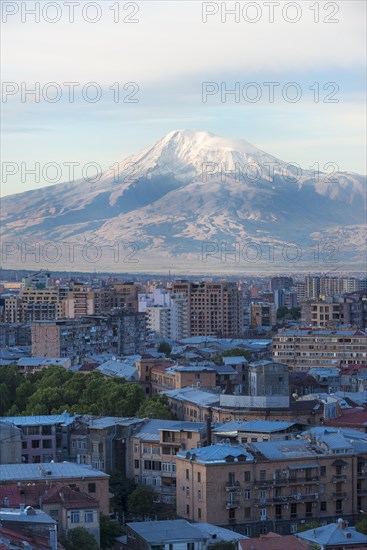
[1,130,366,272]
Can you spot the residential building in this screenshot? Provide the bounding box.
[239,532,308,550]
[150,365,217,394]
[176,427,367,536]
[0,462,110,514]
[272,328,367,371]
[212,420,298,444]
[270,277,293,292]
[0,506,58,550]
[130,419,207,504]
[0,413,78,463]
[296,519,367,549]
[171,281,243,338]
[0,422,22,464]
[250,302,276,328]
[121,519,244,549]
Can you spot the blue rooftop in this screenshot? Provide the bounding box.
[177,444,254,464]
[296,522,367,546]
[0,413,77,427]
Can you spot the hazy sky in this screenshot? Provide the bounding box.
[1,0,366,196]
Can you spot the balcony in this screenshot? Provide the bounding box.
[333,474,347,482]
[226,500,241,509]
[225,481,241,491]
[357,489,367,495]
[333,492,347,499]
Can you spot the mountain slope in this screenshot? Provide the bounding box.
[1,130,366,272]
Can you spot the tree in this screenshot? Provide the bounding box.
[219,348,252,362]
[60,527,99,550]
[128,485,159,518]
[158,342,172,356]
[137,394,173,420]
[356,516,367,534]
[100,514,122,549]
[296,521,321,533]
[110,473,136,514]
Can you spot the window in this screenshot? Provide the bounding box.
[71,511,80,524]
[42,439,52,449]
[134,459,139,469]
[260,470,266,480]
[42,426,52,435]
[320,465,326,476]
[320,501,327,511]
[186,504,190,515]
[186,469,189,480]
[88,483,96,493]
[49,509,58,517]
[198,508,201,519]
[244,471,251,482]
[260,507,266,520]
[290,503,297,518]
[84,511,94,523]
[187,432,192,439]
[275,504,282,519]
[197,472,201,483]
[244,490,251,500]
[229,508,235,519]
[244,507,251,518]
[336,500,343,514]
[187,544,194,550]
[31,440,40,448]
[22,441,27,449]
[186,487,190,498]
[162,446,170,455]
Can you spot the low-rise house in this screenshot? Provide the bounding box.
[0,422,22,464]
[151,365,217,394]
[17,357,71,375]
[120,519,244,549]
[239,532,307,549]
[0,462,110,514]
[295,519,367,549]
[42,485,100,545]
[0,506,58,550]
[95,358,140,380]
[162,387,220,422]
[308,368,341,393]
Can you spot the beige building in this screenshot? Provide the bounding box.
[176,429,367,537]
[171,281,243,338]
[130,419,207,504]
[250,302,276,328]
[150,365,217,394]
[272,328,367,371]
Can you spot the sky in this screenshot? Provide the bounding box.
[1,0,366,197]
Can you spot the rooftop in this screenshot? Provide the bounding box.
[239,532,307,550]
[213,420,295,434]
[296,522,367,546]
[162,387,220,407]
[127,519,204,543]
[134,419,206,442]
[0,413,77,427]
[0,462,109,482]
[177,444,254,464]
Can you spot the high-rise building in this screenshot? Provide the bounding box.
[171,281,242,338]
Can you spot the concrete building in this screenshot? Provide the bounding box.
[0,462,110,514]
[0,506,58,550]
[296,520,367,549]
[176,428,367,536]
[0,422,22,464]
[220,360,290,410]
[250,302,276,328]
[272,328,367,371]
[150,365,217,394]
[171,281,243,338]
[130,420,207,504]
[0,413,78,464]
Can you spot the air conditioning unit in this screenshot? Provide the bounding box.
[283,504,289,510]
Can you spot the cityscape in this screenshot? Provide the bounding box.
[0,269,367,548]
[1,0,366,548]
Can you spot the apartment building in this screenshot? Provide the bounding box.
[130,419,207,504]
[0,462,110,514]
[171,281,243,338]
[176,428,367,536]
[250,302,276,328]
[150,365,217,394]
[0,413,77,464]
[272,328,367,371]
[301,294,367,329]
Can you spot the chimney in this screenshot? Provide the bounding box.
[337,518,346,529]
[206,408,212,446]
[19,503,25,512]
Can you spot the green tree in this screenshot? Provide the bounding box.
[296,521,321,533]
[60,527,100,550]
[100,514,122,549]
[110,473,136,514]
[219,348,252,362]
[137,394,172,420]
[128,485,159,519]
[356,516,367,534]
[158,342,172,356]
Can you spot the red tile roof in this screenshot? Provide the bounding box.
[239,532,307,550]
[324,407,367,430]
[42,485,99,509]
